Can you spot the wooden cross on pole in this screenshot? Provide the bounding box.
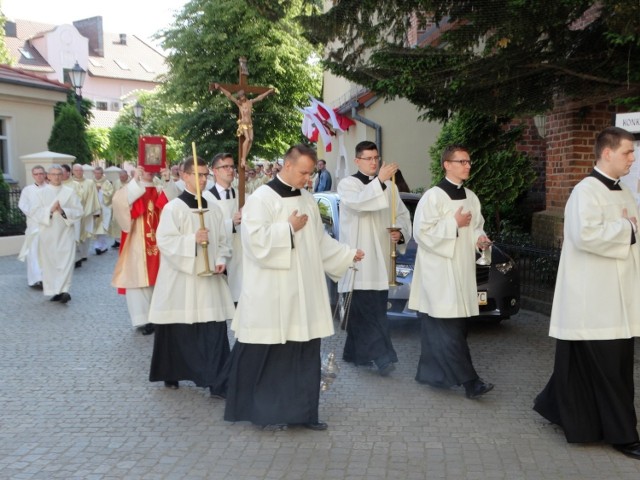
[210,57,274,207]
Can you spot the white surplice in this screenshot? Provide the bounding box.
[408,185,485,318]
[210,185,243,302]
[549,176,640,340]
[336,175,412,293]
[232,184,356,344]
[148,191,235,325]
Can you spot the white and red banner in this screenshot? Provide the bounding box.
[298,96,355,155]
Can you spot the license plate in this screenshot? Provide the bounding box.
[477,291,487,306]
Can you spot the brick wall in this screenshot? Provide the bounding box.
[516,119,547,211]
[544,101,621,213]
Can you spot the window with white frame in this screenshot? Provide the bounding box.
[0,118,8,176]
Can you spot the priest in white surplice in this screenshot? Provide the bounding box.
[534,127,640,460]
[337,141,411,376]
[29,165,82,303]
[209,152,243,303]
[71,163,100,266]
[409,145,493,399]
[224,144,364,431]
[18,165,47,288]
[148,157,235,394]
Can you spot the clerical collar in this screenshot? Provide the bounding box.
[591,167,621,191]
[353,171,375,185]
[178,188,208,208]
[436,177,467,200]
[267,175,301,197]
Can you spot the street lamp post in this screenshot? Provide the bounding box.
[69,61,86,112]
[133,101,144,135]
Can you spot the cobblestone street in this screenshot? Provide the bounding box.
[2,251,640,479]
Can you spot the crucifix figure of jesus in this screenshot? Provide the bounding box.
[212,83,275,170]
[211,57,275,195]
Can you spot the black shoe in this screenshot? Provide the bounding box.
[30,281,43,289]
[74,261,82,269]
[50,294,62,302]
[209,387,226,400]
[303,422,328,431]
[378,363,396,377]
[465,379,494,399]
[95,248,108,255]
[112,241,120,249]
[59,293,71,304]
[81,257,87,263]
[613,442,640,460]
[164,381,179,389]
[139,323,155,335]
[262,424,288,432]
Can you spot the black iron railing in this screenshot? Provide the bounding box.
[494,240,562,316]
[0,188,26,237]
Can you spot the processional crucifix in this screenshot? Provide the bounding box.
[210,57,275,207]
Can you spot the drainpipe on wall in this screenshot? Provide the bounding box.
[350,100,382,156]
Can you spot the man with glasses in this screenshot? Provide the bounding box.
[210,152,243,303]
[148,157,234,394]
[28,165,82,303]
[18,165,47,288]
[337,140,412,376]
[409,144,494,399]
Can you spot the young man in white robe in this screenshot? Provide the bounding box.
[534,126,640,459]
[337,141,411,376]
[408,145,494,399]
[28,165,83,303]
[148,157,235,395]
[18,165,47,288]
[225,144,364,431]
[209,152,243,303]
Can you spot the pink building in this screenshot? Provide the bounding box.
[4,16,166,128]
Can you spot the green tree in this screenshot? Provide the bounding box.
[159,0,322,161]
[108,124,138,165]
[47,103,91,164]
[429,113,536,233]
[267,0,640,121]
[54,92,94,127]
[86,127,112,163]
[0,8,13,65]
[114,93,185,164]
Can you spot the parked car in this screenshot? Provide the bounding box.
[315,191,520,322]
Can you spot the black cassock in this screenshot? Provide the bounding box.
[224,339,321,426]
[415,313,478,387]
[534,338,639,444]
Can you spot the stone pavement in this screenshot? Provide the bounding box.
[2,250,640,480]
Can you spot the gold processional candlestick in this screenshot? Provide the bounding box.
[388,172,400,287]
[192,142,214,277]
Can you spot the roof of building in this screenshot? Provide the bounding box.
[87,33,166,82]
[0,64,68,92]
[3,17,166,82]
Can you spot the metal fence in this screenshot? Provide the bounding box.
[0,188,26,237]
[494,240,562,316]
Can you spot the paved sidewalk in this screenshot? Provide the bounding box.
[2,250,640,479]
